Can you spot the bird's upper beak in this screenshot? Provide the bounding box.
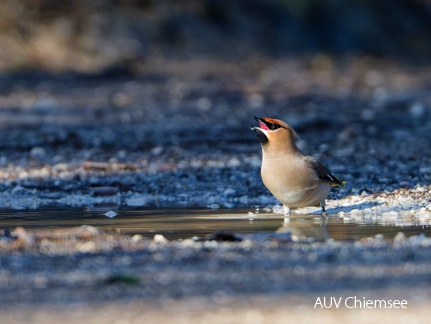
[249,116,270,132]
[250,116,270,145]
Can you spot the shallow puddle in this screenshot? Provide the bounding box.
[0,208,430,241]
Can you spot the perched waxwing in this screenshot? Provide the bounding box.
[250,116,344,216]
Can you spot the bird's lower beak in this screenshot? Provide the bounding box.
[250,117,269,145]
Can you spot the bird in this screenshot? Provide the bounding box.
[250,116,344,216]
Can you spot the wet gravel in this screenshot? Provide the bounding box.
[0,57,431,321]
[1,227,431,322]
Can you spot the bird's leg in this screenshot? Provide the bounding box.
[283,205,291,217]
[320,201,327,217]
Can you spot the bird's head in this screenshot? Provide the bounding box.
[250,116,299,148]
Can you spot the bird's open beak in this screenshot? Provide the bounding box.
[250,116,269,145]
[250,116,269,131]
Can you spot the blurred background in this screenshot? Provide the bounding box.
[0,0,431,73]
[0,0,430,127]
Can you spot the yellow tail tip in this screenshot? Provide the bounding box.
[331,181,346,187]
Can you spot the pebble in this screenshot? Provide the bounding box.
[13,227,34,246]
[29,147,46,161]
[226,158,241,167]
[409,102,425,118]
[104,210,117,218]
[408,234,431,247]
[77,241,96,253]
[382,211,399,218]
[151,146,164,156]
[393,232,406,245]
[154,234,168,244]
[126,197,149,207]
[131,234,143,242]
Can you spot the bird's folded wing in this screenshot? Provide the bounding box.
[304,156,345,186]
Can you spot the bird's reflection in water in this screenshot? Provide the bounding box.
[277,215,330,241]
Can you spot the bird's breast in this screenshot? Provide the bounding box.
[261,155,330,207]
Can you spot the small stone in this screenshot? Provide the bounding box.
[77,241,96,253]
[408,234,431,247]
[273,231,293,242]
[226,158,241,167]
[154,234,168,244]
[82,161,110,171]
[409,102,425,118]
[104,210,117,218]
[393,232,406,245]
[13,227,34,246]
[11,185,26,194]
[29,147,46,161]
[205,231,242,242]
[223,188,236,197]
[360,190,369,197]
[382,211,399,218]
[374,234,385,241]
[126,197,150,207]
[180,238,197,247]
[131,234,143,242]
[151,146,164,156]
[419,167,431,174]
[79,225,100,237]
[360,109,375,121]
[414,186,427,193]
[196,97,212,111]
[0,155,8,167]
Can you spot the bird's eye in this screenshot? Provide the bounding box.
[270,123,281,130]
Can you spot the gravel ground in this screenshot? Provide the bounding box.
[0,57,431,321]
[1,228,431,323]
[0,57,430,213]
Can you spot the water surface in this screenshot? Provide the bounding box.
[0,208,430,241]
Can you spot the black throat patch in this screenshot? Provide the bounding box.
[255,129,269,145]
